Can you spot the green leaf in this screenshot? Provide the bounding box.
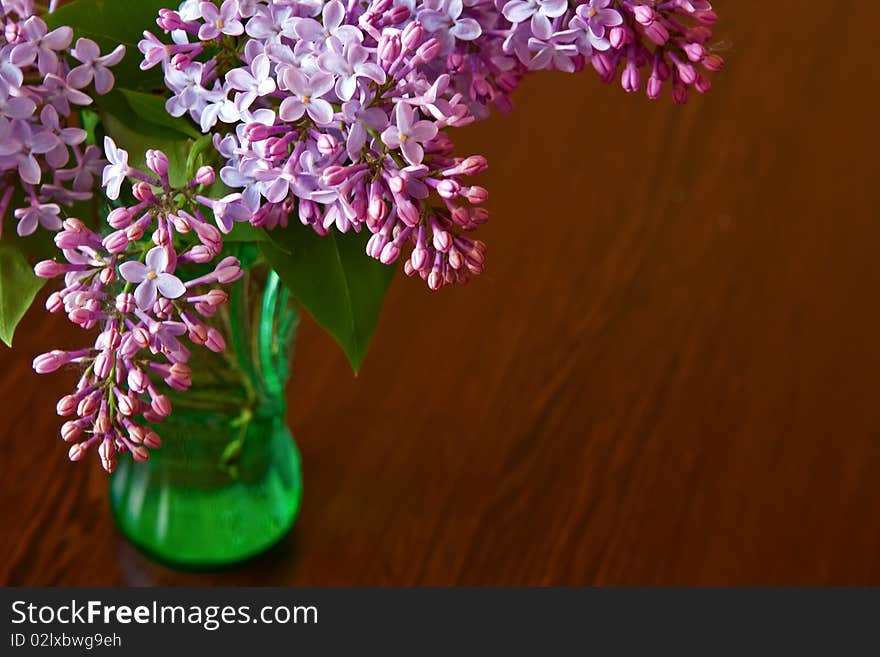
[45,0,170,90]
[261,224,395,373]
[0,244,45,348]
[117,89,202,139]
[226,221,268,243]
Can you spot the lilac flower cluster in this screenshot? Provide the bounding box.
[32,139,242,472]
[140,0,721,289]
[0,0,125,238]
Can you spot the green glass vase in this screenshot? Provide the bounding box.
[109,262,302,569]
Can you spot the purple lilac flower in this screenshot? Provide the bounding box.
[138,0,723,292]
[0,2,125,238]
[34,149,242,472]
[67,38,125,94]
[198,0,245,41]
[120,247,187,311]
[381,102,439,166]
[278,69,334,125]
[101,137,129,200]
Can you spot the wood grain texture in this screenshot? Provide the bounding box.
[2,0,879,585]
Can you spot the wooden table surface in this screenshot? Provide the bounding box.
[3,1,879,586]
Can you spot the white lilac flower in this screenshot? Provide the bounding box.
[278,69,334,125]
[119,247,187,311]
[101,136,128,200]
[381,102,439,166]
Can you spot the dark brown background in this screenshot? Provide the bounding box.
[2,1,879,585]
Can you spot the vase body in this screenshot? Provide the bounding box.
[109,257,302,569]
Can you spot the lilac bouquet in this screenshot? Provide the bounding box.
[0,0,723,473]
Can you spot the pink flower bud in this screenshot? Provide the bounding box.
[127,424,144,444]
[143,429,162,450]
[204,289,228,307]
[448,247,464,270]
[644,21,669,44]
[205,328,226,352]
[410,245,429,272]
[460,155,488,176]
[316,133,338,155]
[378,31,401,64]
[676,60,697,85]
[383,5,409,24]
[77,392,99,417]
[68,443,86,462]
[672,81,689,104]
[116,292,135,314]
[126,222,145,241]
[98,327,121,350]
[433,229,452,253]
[127,368,149,394]
[153,297,173,319]
[215,263,243,283]
[416,38,440,63]
[609,26,626,49]
[46,292,64,313]
[323,165,348,187]
[93,350,114,379]
[194,221,223,251]
[592,51,615,80]
[401,21,423,51]
[702,53,724,72]
[169,362,192,386]
[152,225,170,247]
[379,241,400,265]
[33,350,69,374]
[187,321,208,345]
[94,413,111,435]
[157,8,184,30]
[132,182,153,202]
[57,395,78,416]
[633,5,655,24]
[388,175,405,194]
[694,73,711,94]
[366,233,386,259]
[264,136,289,160]
[427,270,443,291]
[683,42,705,62]
[464,186,488,204]
[450,206,469,226]
[117,393,138,416]
[622,64,640,92]
[397,199,420,226]
[132,326,150,348]
[195,165,215,186]
[170,213,192,233]
[61,421,82,442]
[370,0,391,13]
[107,207,131,229]
[102,230,130,254]
[100,267,116,285]
[187,245,215,263]
[34,260,66,279]
[243,123,272,141]
[151,394,171,417]
[131,445,150,462]
[470,207,489,225]
[145,149,169,176]
[98,438,114,460]
[436,180,460,199]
